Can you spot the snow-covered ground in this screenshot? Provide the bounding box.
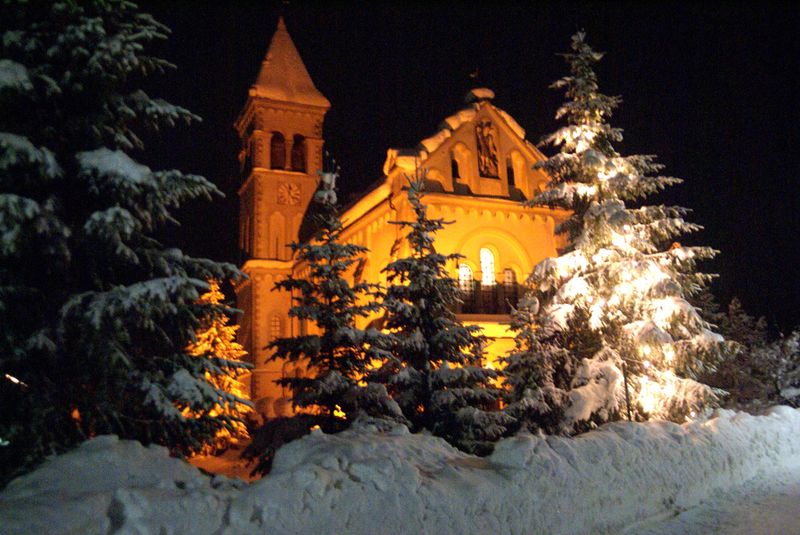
[625,460,800,535]
[2,407,799,535]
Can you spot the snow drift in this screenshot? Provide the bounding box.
[2,407,799,535]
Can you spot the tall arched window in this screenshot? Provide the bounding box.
[451,143,472,188]
[480,248,496,286]
[291,134,306,172]
[270,132,286,169]
[242,138,254,174]
[510,151,526,191]
[458,263,473,292]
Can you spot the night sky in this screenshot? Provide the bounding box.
[137,1,800,331]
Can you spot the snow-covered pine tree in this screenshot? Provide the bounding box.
[772,329,800,406]
[699,294,800,408]
[703,297,771,405]
[511,32,724,429]
[186,280,253,452]
[0,1,241,484]
[377,178,511,454]
[269,171,402,431]
[692,286,726,330]
[503,297,607,434]
[720,298,769,349]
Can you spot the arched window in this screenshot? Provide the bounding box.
[480,248,495,286]
[503,268,516,286]
[243,139,253,174]
[270,132,286,169]
[269,211,285,259]
[510,151,527,191]
[458,263,473,292]
[291,134,306,172]
[451,143,472,188]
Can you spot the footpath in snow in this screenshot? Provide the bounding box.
[1,406,799,535]
[625,459,800,535]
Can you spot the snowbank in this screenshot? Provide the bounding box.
[0,435,244,534]
[2,407,799,535]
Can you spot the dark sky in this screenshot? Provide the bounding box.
[138,1,800,332]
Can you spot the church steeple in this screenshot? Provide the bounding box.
[235,16,329,262]
[235,17,331,411]
[251,17,330,109]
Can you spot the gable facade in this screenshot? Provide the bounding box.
[236,19,567,418]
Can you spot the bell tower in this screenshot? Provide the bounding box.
[235,17,330,416]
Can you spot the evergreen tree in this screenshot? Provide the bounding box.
[509,32,724,430]
[0,1,241,483]
[377,178,510,454]
[503,297,606,434]
[692,286,726,330]
[719,297,769,349]
[269,171,402,431]
[697,292,800,408]
[706,297,771,404]
[186,280,253,452]
[772,329,800,406]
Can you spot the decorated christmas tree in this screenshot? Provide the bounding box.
[0,1,241,484]
[507,32,724,430]
[269,171,402,431]
[186,280,252,452]
[377,178,511,453]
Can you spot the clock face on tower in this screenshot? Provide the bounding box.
[277,182,301,205]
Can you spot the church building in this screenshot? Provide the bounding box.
[234,18,567,418]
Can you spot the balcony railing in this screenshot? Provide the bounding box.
[455,281,521,315]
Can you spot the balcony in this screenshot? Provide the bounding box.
[455,281,521,315]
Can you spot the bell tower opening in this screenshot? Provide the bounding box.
[270,132,286,170]
[291,135,306,172]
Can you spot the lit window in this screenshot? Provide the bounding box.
[480,248,495,286]
[458,263,473,291]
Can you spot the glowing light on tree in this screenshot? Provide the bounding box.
[504,32,725,432]
[187,281,253,452]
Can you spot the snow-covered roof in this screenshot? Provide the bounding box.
[251,17,330,108]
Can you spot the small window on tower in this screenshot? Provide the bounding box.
[270,132,286,169]
[506,157,515,187]
[243,139,254,174]
[291,135,306,172]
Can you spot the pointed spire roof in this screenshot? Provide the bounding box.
[251,17,330,108]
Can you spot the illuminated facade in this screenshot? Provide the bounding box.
[235,18,567,417]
